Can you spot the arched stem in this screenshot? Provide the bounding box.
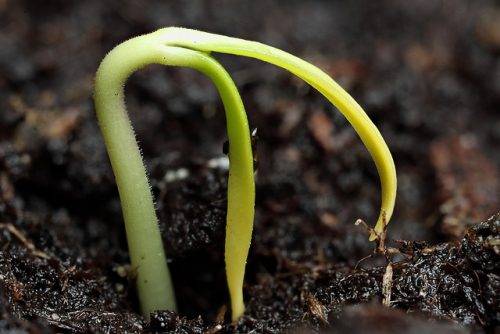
[155,27,397,240]
[94,34,254,318]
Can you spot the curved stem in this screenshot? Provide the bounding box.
[94,34,254,317]
[155,27,397,240]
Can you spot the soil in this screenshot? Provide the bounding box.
[0,1,499,333]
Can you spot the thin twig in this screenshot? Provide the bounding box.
[382,262,393,307]
[0,223,50,259]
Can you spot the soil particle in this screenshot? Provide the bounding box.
[0,240,144,333]
[148,311,205,334]
[7,212,498,333]
[391,215,500,328]
[155,164,227,257]
[143,215,500,333]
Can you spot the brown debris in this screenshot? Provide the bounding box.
[382,263,393,307]
[214,304,227,325]
[476,8,500,49]
[43,108,81,140]
[319,212,339,229]
[275,99,303,136]
[404,43,451,72]
[430,135,499,238]
[307,110,355,154]
[13,105,82,150]
[308,111,336,153]
[10,280,24,301]
[0,173,15,202]
[205,324,223,334]
[303,291,329,325]
[0,223,50,259]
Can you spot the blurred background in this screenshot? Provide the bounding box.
[0,0,499,330]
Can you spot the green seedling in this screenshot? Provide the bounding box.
[152,27,397,320]
[94,35,254,318]
[94,27,397,322]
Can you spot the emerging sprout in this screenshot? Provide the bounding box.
[94,27,397,322]
[94,34,254,318]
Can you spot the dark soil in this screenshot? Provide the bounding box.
[1,1,499,333]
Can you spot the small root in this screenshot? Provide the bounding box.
[355,216,400,258]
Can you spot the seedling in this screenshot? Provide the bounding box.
[94,35,254,318]
[94,28,397,322]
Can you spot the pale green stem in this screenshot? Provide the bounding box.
[94,33,254,317]
[96,27,398,322]
[154,27,397,241]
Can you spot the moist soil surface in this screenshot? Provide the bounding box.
[0,1,499,333]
